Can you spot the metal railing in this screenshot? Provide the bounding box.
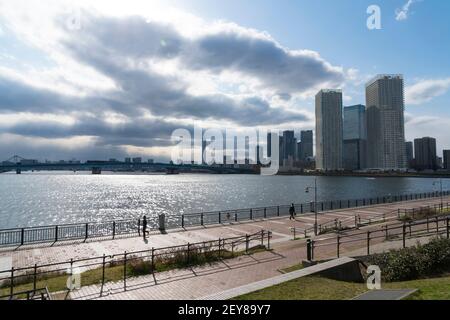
[291,208,400,239]
[398,202,450,220]
[306,214,450,261]
[0,190,448,247]
[180,190,450,228]
[0,230,272,300]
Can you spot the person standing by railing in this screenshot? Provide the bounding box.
[289,204,296,220]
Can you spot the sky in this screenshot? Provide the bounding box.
[0,0,449,161]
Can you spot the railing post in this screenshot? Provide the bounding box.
[447,218,449,239]
[264,208,267,219]
[33,264,37,292]
[55,225,58,242]
[20,228,24,245]
[10,267,14,299]
[403,224,406,248]
[367,231,371,255]
[250,209,253,220]
[112,221,116,239]
[85,223,89,241]
[102,254,106,288]
[245,234,249,253]
[187,243,190,265]
[219,212,221,224]
[337,235,340,258]
[151,247,155,273]
[181,215,184,228]
[138,218,141,236]
[261,230,264,246]
[277,206,280,216]
[235,213,238,222]
[267,231,271,249]
[436,217,439,235]
[311,240,315,260]
[201,213,204,226]
[123,252,127,291]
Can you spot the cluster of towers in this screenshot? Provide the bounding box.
[315,74,407,171]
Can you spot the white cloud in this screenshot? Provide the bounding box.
[406,78,450,105]
[395,0,420,21]
[405,115,450,155]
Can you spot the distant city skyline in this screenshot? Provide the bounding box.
[0,1,449,162]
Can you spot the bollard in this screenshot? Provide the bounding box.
[159,214,166,232]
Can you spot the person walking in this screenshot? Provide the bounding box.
[142,215,148,239]
[289,204,296,220]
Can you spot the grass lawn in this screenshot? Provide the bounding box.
[234,275,450,300]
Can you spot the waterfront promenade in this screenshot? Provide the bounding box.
[1,195,449,300]
[1,196,448,268]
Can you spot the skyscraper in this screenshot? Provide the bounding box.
[405,141,414,168]
[282,130,295,166]
[414,137,437,171]
[366,75,407,169]
[300,130,313,160]
[343,105,367,170]
[444,150,450,170]
[315,89,343,171]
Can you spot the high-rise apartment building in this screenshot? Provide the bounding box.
[315,89,343,171]
[414,137,437,171]
[444,150,450,170]
[343,105,367,170]
[366,75,407,169]
[300,130,314,160]
[405,141,414,168]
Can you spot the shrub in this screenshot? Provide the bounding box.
[366,237,450,282]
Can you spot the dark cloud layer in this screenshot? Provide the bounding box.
[0,13,344,160]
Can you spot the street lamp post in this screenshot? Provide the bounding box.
[306,178,318,236]
[433,179,443,211]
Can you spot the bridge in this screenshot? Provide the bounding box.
[0,155,259,175]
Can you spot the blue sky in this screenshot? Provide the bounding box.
[0,0,449,160]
